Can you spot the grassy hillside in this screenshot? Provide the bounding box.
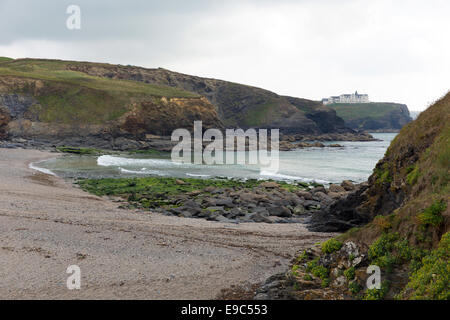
[0,59,202,126]
[0,57,14,63]
[329,102,412,130]
[273,92,449,300]
[58,59,350,134]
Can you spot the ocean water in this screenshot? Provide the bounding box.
[35,133,397,184]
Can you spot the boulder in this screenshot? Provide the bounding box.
[296,190,313,200]
[329,184,346,193]
[260,181,279,188]
[267,206,292,217]
[341,180,355,191]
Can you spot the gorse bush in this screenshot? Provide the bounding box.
[321,238,343,254]
[417,200,446,227]
[406,232,450,300]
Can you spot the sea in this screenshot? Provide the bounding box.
[34,133,397,184]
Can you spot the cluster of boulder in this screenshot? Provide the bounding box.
[156,180,357,224]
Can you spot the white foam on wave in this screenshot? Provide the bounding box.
[259,170,329,184]
[186,173,211,178]
[119,167,167,176]
[29,161,57,176]
[97,155,182,167]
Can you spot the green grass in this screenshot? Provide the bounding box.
[405,232,450,300]
[77,176,309,209]
[0,57,13,63]
[329,103,400,121]
[0,58,199,125]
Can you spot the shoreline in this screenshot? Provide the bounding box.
[0,148,337,299]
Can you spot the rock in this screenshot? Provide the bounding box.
[214,215,233,223]
[314,191,333,204]
[293,204,306,215]
[246,212,273,223]
[187,190,202,196]
[328,191,346,199]
[303,200,321,210]
[311,186,327,194]
[267,206,292,217]
[296,190,313,200]
[227,207,244,218]
[175,179,186,185]
[203,186,216,193]
[333,276,347,288]
[341,180,355,191]
[260,181,279,188]
[211,197,235,208]
[329,184,346,193]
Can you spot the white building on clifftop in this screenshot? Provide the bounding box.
[322,91,369,105]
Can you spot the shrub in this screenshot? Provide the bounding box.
[344,267,356,280]
[349,281,362,295]
[321,238,343,254]
[417,200,446,227]
[406,165,420,185]
[406,232,450,300]
[363,281,390,300]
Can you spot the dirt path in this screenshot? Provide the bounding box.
[0,148,335,299]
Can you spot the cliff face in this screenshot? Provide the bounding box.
[258,92,449,300]
[64,61,352,134]
[329,102,412,131]
[311,92,449,233]
[0,59,222,148]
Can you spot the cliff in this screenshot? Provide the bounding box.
[63,59,351,134]
[256,91,449,300]
[0,58,222,149]
[329,102,412,131]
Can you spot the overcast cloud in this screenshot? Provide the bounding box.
[1,0,449,110]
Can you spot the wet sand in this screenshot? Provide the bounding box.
[0,148,335,299]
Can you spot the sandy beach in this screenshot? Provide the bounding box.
[0,148,335,299]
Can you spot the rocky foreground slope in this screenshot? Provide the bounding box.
[256,92,449,300]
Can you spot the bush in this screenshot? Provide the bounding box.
[417,200,446,227]
[344,267,356,280]
[363,281,390,300]
[349,281,362,295]
[406,232,450,300]
[406,165,420,185]
[321,238,343,254]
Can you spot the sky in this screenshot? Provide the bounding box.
[1,0,449,111]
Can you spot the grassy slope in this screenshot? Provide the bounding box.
[292,92,449,299]
[328,103,401,120]
[344,93,449,298]
[0,59,199,124]
[0,57,14,63]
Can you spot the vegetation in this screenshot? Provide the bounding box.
[363,281,390,300]
[405,232,450,300]
[77,176,308,210]
[344,267,355,280]
[0,57,13,63]
[0,58,199,125]
[417,200,446,228]
[56,146,104,155]
[321,238,343,254]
